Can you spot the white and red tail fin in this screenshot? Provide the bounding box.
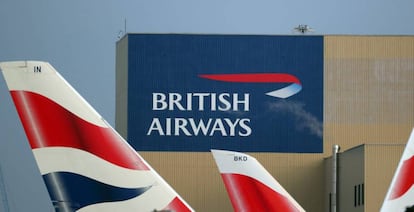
[211,149,305,212]
[381,128,414,212]
[0,61,193,212]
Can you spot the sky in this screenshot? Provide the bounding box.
[0,0,414,211]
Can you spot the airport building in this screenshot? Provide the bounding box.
[116,34,414,211]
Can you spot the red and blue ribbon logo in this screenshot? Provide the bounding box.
[199,73,302,98]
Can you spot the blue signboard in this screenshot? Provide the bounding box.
[126,34,323,152]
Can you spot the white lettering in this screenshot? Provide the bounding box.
[175,118,191,136]
[192,93,210,111]
[146,118,251,137]
[146,118,164,135]
[209,119,227,136]
[224,118,239,136]
[239,119,251,136]
[186,93,192,111]
[152,93,167,110]
[165,118,171,135]
[218,93,231,111]
[151,92,250,112]
[169,93,185,111]
[188,118,212,136]
[211,93,217,111]
[233,93,250,111]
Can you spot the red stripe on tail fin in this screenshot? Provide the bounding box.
[222,173,301,212]
[11,90,149,170]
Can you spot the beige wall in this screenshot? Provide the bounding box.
[115,36,128,139]
[324,36,414,153]
[116,35,414,212]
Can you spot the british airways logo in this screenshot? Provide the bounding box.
[146,73,302,138]
[199,73,302,98]
[128,34,323,152]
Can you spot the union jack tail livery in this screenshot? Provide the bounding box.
[381,128,414,212]
[211,149,305,212]
[0,61,193,212]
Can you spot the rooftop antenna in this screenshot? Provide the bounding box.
[293,24,314,34]
[117,18,127,39]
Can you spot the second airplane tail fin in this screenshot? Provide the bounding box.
[211,149,305,212]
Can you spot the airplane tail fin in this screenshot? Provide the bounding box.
[381,128,414,212]
[211,149,305,212]
[0,61,193,212]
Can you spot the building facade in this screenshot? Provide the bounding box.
[116,34,414,212]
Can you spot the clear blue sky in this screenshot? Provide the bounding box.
[1,0,413,211]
